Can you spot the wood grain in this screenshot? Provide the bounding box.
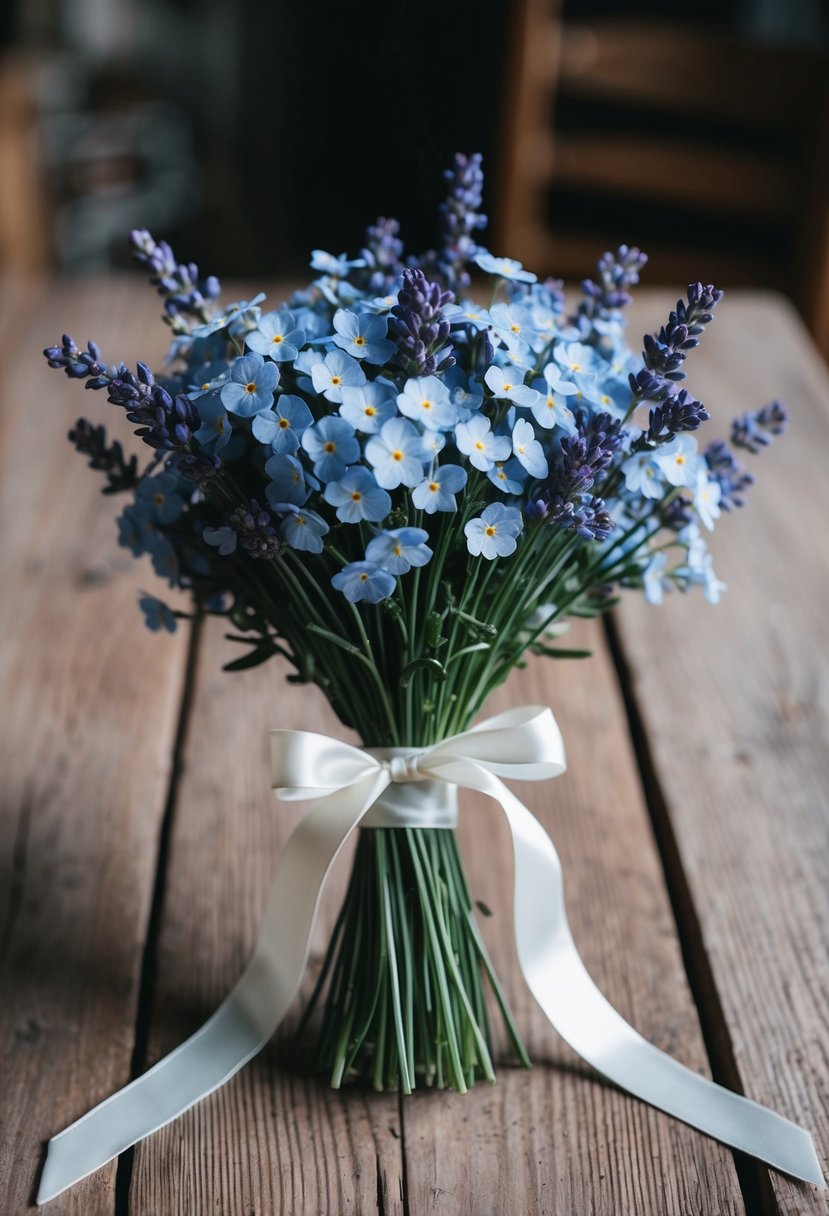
[129,623,404,1216]
[617,289,829,1214]
[0,277,189,1212]
[400,622,743,1215]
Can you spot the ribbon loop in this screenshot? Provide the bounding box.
[36,705,824,1204]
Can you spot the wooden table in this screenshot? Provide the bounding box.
[1,277,827,1215]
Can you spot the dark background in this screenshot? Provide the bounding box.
[1,0,828,343]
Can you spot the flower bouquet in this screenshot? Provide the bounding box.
[38,154,823,1201]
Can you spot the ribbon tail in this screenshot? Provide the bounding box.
[477,771,825,1188]
[36,772,389,1206]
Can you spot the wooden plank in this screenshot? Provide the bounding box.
[616,289,829,1213]
[129,622,404,1215]
[400,622,744,1214]
[0,277,190,1211]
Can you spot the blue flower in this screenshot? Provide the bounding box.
[366,528,433,575]
[118,505,154,556]
[397,375,457,430]
[455,415,511,472]
[252,394,313,453]
[272,502,329,553]
[186,361,229,399]
[139,594,177,633]
[264,452,312,506]
[529,378,578,434]
[365,417,425,489]
[246,310,305,362]
[310,349,367,403]
[203,525,237,555]
[653,435,701,488]
[472,252,537,284]
[484,364,541,409]
[553,341,602,378]
[301,415,360,482]
[191,293,266,338]
[220,352,279,417]
[692,468,722,531]
[487,457,526,494]
[134,472,185,524]
[331,560,396,603]
[411,464,467,513]
[489,302,539,346]
[542,361,580,398]
[643,551,670,605]
[194,394,233,452]
[465,503,524,559]
[339,381,397,433]
[333,309,395,364]
[323,466,392,523]
[512,418,548,479]
[621,450,664,499]
[444,302,492,332]
[444,366,484,416]
[310,250,366,276]
[149,531,180,587]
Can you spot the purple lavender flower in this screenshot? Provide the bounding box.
[730,401,789,453]
[704,440,754,509]
[389,268,455,377]
[130,229,221,332]
[68,418,138,494]
[646,389,710,443]
[226,500,283,560]
[629,282,724,402]
[359,217,404,293]
[437,152,487,291]
[577,245,648,325]
[530,493,614,541]
[556,411,623,497]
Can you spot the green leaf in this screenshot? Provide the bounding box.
[306,623,362,655]
[223,640,277,671]
[531,645,593,660]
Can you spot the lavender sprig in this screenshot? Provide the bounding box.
[629,283,723,403]
[578,245,648,323]
[359,217,404,294]
[68,419,138,494]
[731,401,789,453]
[227,500,283,560]
[130,229,221,334]
[704,440,754,510]
[389,268,455,377]
[437,152,487,291]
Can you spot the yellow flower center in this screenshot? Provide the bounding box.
[331,375,342,386]
[365,406,376,416]
[429,482,439,492]
[393,544,402,556]
[245,382,257,393]
[272,334,283,345]
[392,449,404,461]
[355,336,366,346]
[485,525,496,536]
[474,440,485,451]
[278,418,290,429]
[351,491,362,501]
[154,493,164,506]
[359,572,369,582]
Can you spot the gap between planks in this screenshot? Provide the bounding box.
[604,611,778,1216]
[113,616,204,1216]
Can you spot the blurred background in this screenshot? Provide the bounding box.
[1,0,828,353]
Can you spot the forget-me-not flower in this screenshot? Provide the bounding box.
[693,468,722,531]
[265,453,313,506]
[301,416,360,482]
[365,417,425,489]
[323,466,392,523]
[512,419,548,479]
[654,434,700,488]
[272,502,329,553]
[203,525,237,555]
[139,594,177,633]
[134,472,185,525]
[252,394,313,453]
[194,395,233,452]
[488,458,526,494]
[220,352,279,417]
[397,376,457,430]
[246,310,305,362]
[411,464,467,513]
[310,349,367,403]
[333,309,395,364]
[643,551,671,605]
[310,250,366,277]
[553,341,602,378]
[472,252,536,284]
[484,364,541,409]
[456,415,512,472]
[339,381,397,433]
[530,378,578,434]
[622,450,664,499]
[366,528,432,575]
[331,560,396,603]
[465,503,524,559]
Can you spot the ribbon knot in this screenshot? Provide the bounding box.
[387,750,424,783]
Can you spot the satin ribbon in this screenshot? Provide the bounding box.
[37,705,824,1203]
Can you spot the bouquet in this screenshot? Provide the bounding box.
[38,154,823,1201]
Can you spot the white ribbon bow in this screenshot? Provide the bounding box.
[37,705,824,1203]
